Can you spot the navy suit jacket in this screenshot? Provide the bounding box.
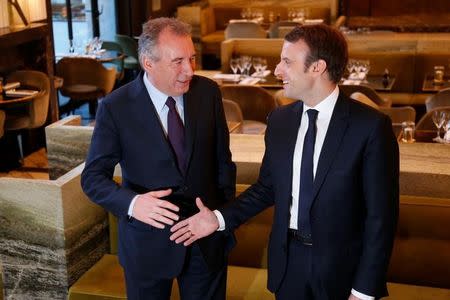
[81,73,236,281]
[221,92,399,298]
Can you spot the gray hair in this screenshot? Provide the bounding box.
[138,17,192,66]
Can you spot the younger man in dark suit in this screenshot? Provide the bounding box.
[81,18,236,300]
[171,24,399,300]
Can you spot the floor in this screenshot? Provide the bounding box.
[0,147,49,179]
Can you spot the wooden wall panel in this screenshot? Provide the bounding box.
[371,0,450,16]
[342,0,450,17]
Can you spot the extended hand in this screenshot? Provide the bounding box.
[170,198,219,246]
[348,294,362,300]
[132,189,179,229]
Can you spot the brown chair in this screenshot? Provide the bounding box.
[4,70,50,159]
[274,89,297,106]
[339,84,392,107]
[224,22,267,39]
[416,106,450,131]
[425,88,450,112]
[379,106,416,124]
[56,57,116,115]
[0,110,5,139]
[222,98,266,134]
[220,85,276,124]
[101,40,125,82]
[350,92,380,109]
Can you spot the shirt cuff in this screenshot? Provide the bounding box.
[213,210,225,231]
[351,289,374,300]
[127,195,139,217]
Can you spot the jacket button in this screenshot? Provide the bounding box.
[179,186,187,192]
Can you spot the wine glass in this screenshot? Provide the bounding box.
[229,58,240,81]
[346,59,356,79]
[252,57,262,76]
[241,55,252,77]
[443,118,450,143]
[432,110,446,141]
[358,60,370,81]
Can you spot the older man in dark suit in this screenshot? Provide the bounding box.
[81,18,236,300]
[171,24,399,300]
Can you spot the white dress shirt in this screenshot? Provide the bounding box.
[289,86,338,230]
[127,73,185,216]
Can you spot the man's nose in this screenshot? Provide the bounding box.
[183,60,194,76]
[274,62,282,78]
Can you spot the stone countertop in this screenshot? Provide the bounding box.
[230,134,450,198]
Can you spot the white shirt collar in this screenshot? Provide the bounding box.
[142,72,184,113]
[303,85,339,120]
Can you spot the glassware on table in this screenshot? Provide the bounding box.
[346,59,356,79]
[443,119,450,143]
[358,60,370,81]
[401,121,415,143]
[432,110,446,141]
[241,55,252,77]
[229,58,240,82]
[433,65,445,85]
[252,57,262,76]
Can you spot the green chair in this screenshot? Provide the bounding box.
[115,34,140,72]
[102,40,125,82]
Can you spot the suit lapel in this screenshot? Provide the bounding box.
[279,102,303,205]
[132,74,178,165]
[182,86,197,175]
[312,93,350,199]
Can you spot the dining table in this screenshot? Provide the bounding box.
[0,87,42,108]
[422,74,450,92]
[195,70,396,92]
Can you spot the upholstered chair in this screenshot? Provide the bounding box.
[56,57,116,115]
[425,88,450,112]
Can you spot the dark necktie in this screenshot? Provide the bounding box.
[166,97,186,173]
[298,109,319,237]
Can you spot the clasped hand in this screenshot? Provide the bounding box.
[132,189,180,228]
[169,198,219,246]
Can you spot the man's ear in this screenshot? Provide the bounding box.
[143,56,152,71]
[313,59,327,73]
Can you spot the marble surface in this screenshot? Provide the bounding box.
[45,116,94,180]
[46,118,450,199]
[230,134,450,198]
[0,164,108,299]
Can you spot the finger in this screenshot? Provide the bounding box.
[157,199,180,212]
[153,206,179,221]
[170,226,191,241]
[147,219,165,229]
[195,197,205,210]
[170,219,189,232]
[149,188,172,198]
[175,230,193,244]
[183,235,197,246]
[150,213,177,226]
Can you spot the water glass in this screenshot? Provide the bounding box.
[433,66,445,85]
[401,121,415,143]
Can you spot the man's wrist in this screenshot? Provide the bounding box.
[213,210,225,231]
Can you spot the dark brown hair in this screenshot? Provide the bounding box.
[285,24,348,83]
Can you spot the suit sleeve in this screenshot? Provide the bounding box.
[353,114,399,295]
[81,101,137,217]
[214,86,236,204]
[220,112,276,231]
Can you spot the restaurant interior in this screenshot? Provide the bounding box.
[0,0,449,299]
